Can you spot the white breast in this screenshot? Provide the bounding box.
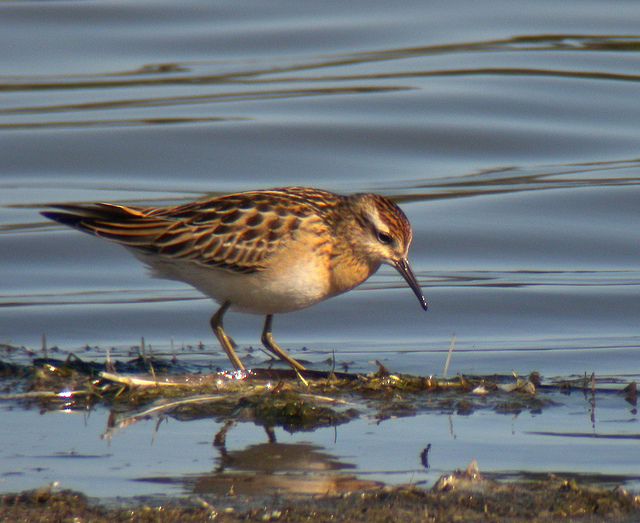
[132,248,333,315]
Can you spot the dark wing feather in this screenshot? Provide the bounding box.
[41,189,342,274]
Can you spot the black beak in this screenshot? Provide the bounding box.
[394,258,428,311]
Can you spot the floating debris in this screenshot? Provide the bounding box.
[0,349,633,433]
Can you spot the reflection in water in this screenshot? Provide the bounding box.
[214,442,353,474]
[187,440,377,497]
[183,418,380,497]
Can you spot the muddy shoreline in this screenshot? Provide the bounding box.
[1,347,638,521]
[2,473,639,522]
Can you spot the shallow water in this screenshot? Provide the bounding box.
[1,0,639,501]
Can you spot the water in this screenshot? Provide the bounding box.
[1,0,639,501]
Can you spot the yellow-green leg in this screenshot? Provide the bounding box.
[210,301,245,371]
[261,314,307,371]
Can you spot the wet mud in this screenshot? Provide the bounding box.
[0,344,638,521]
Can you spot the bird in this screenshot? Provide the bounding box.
[41,187,427,372]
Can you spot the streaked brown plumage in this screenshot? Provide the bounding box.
[42,187,426,372]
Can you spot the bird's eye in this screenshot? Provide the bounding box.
[376,231,392,245]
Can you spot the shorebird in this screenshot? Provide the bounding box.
[42,187,427,371]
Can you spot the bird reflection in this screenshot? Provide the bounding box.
[186,422,381,496]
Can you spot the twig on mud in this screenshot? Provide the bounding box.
[100,371,186,387]
[0,391,57,400]
[443,333,456,380]
[298,393,350,405]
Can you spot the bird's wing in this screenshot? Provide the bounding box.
[42,196,306,274]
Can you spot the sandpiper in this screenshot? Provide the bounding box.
[42,187,427,371]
